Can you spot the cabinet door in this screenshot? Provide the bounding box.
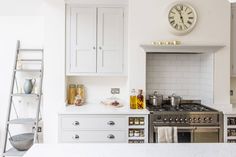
[70,8,97,73]
[97,8,124,73]
[231,7,236,76]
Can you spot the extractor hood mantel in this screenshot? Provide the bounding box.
[140,44,225,54]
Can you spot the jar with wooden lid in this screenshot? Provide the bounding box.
[68,84,76,105]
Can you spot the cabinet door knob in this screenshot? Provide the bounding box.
[93,46,96,50]
[72,121,80,126]
[107,134,115,139]
[107,121,115,126]
[72,134,80,140]
[99,46,102,50]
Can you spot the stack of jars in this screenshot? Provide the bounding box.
[68,84,85,106]
[130,89,145,109]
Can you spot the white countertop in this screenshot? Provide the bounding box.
[24,143,236,157]
[58,104,150,115]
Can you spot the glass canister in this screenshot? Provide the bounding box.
[68,84,76,105]
[76,84,85,104]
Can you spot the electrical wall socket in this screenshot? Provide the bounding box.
[231,90,234,96]
[111,88,120,94]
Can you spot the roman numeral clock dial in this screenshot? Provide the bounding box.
[168,2,197,35]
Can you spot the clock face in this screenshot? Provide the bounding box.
[168,3,197,34]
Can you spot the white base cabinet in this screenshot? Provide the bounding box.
[58,114,148,143]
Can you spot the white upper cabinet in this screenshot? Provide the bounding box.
[70,8,97,73]
[231,5,236,77]
[67,6,125,75]
[97,8,124,73]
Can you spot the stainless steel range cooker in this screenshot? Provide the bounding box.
[147,100,223,143]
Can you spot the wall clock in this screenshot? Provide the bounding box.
[167,2,198,35]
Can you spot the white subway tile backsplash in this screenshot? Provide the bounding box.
[146,54,213,104]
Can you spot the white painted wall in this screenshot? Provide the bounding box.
[128,0,231,106]
[0,0,44,152]
[42,0,66,143]
[67,76,128,104]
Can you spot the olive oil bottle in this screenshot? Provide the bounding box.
[137,89,144,109]
[130,89,137,109]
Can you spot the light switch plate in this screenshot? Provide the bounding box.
[111,88,120,94]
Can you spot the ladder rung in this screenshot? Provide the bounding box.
[3,148,27,156]
[17,59,42,62]
[11,93,40,97]
[19,48,43,52]
[7,118,40,125]
[14,69,42,73]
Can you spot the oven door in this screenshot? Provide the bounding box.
[153,126,220,143]
[153,126,195,143]
[193,127,220,143]
[177,127,195,143]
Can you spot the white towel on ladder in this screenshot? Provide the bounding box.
[155,127,178,143]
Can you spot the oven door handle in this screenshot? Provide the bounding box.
[177,127,196,130]
[177,127,220,130]
[153,126,196,131]
[195,126,220,129]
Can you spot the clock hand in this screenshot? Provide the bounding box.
[176,8,184,24]
[180,15,184,24]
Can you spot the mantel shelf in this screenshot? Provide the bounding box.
[140,44,225,54]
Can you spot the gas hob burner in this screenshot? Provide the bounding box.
[147,103,217,113]
[180,103,212,112]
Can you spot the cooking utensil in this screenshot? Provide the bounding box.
[9,133,34,151]
[149,91,163,107]
[168,93,181,108]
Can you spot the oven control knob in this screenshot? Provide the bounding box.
[209,117,213,121]
[189,118,192,122]
[180,118,183,122]
[198,118,201,121]
[193,118,196,121]
[169,118,173,122]
[184,118,188,122]
[163,118,167,122]
[175,118,178,122]
[204,117,208,121]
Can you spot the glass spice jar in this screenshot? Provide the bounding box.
[76,84,85,104]
[68,84,76,105]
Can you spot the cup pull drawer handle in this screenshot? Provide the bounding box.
[107,134,115,139]
[107,121,115,126]
[72,134,79,140]
[72,121,80,126]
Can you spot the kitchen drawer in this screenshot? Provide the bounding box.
[61,116,126,130]
[61,130,126,143]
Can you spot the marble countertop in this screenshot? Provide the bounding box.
[58,103,150,115]
[24,143,236,157]
[58,103,236,115]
